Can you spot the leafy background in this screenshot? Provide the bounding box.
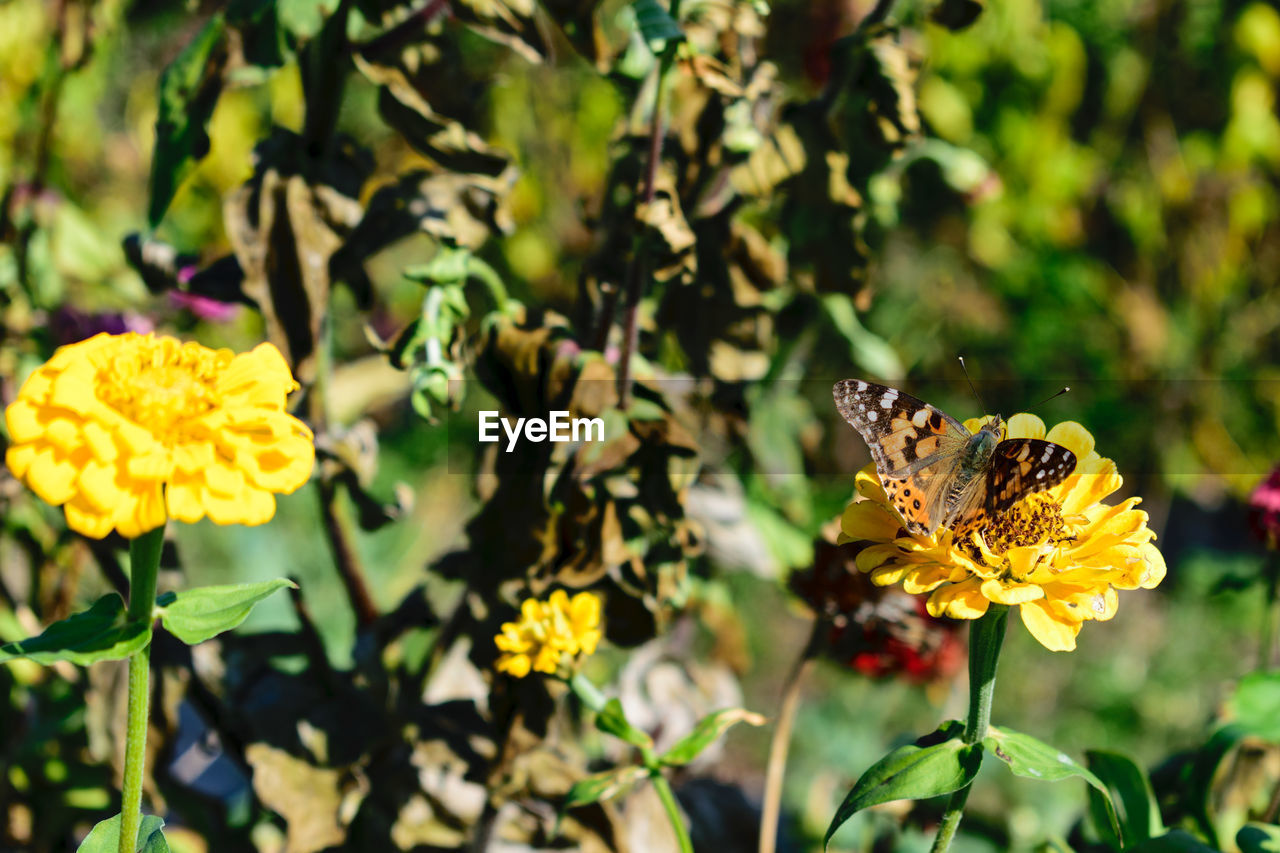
[1,0,1280,851]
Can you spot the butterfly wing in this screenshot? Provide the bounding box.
[984,439,1078,517]
[833,380,972,536]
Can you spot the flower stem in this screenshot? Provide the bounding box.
[650,767,694,853]
[119,525,164,853]
[930,604,1009,853]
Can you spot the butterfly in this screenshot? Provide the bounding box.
[833,379,1078,538]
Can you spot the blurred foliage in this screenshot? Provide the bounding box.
[1,0,1279,851]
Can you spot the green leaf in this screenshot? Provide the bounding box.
[983,726,1120,842]
[562,765,649,810]
[148,16,228,227]
[825,721,982,848]
[821,295,905,381]
[1238,823,1280,853]
[632,0,683,44]
[1125,830,1219,852]
[156,579,296,646]
[660,708,766,766]
[595,698,654,749]
[77,814,169,852]
[1085,750,1162,848]
[1228,671,1280,742]
[1185,725,1245,849]
[405,247,474,287]
[0,595,150,666]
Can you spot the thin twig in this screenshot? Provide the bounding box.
[317,479,380,627]
[615,43,677,408]
[759,618,825,853]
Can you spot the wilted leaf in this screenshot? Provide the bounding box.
[149,16,228,226]
[563,765,649,809]
[659,707,765,766]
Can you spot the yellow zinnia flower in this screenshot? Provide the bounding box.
[4,333,314,539]
[839,414,1165,652]
[495,590,602,678]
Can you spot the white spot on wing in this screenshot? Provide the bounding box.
[880,390,898,409]
[1036,469,1045,479]
[868,411,878,422]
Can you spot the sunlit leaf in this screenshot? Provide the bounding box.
[595,698,654,749]
[77,814,169,853]
[825,721,981,848]
[156,580,296,645]
[984,726,1120,841]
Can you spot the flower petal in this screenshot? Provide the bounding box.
[1005,413,1046,440]
[1019,599,1080,651]
[927,579,990,619]
[1045,421,1095,463]
[980,578,1045,605]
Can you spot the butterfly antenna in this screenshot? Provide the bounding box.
[957,356,987,413]
[1028,386,1071,411]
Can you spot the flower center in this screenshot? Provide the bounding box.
[96,339,223,442]
[980,494,1066,554]
[958,493,1068,576]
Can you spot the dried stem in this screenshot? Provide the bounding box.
[758,619,824,853]
[317,479,380,627]
[614,0,683,408]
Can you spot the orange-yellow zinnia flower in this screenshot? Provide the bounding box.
[495,590,602,678]
[4,333,314,539]
[839,414,1165,652]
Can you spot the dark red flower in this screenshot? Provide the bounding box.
[791,521,965,684]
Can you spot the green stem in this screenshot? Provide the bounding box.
[119,525,164,853]
[930,604,1009,853]
[650,768,694,853]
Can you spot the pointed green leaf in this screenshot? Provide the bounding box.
[1185,725,1245,849]
[562,765,649,810]
[660,708,766,766]
[77,814,169,852]
[1085,750,1162,848]
[157,579,296,645]
[1238,822,1280,853]
[984,726,1120,842]
[595,698,654,749]
[148,17,228,226]
[0,595,150,666]
[825,721,981,848]
[632,0,683,44]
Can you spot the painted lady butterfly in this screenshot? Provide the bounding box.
[833,380,1078,537]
